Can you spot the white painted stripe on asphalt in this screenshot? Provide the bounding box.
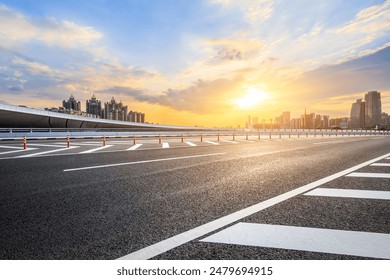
[0,145,26,150]
[185,142,197,147]
[386,157,390,160]
[201,223,390,259]
[0,148,37,155]
[205,141,219,145]
[370,163,390,167]
[18,146,79,158]
[0,145,24,150]
[64,152,226,172]
[313,141,344,145]
[117,152,390,260]
[79,145,113,154]
[221,140,239,144]
[127,144,143,150]
[346,172,390,179]
[162,142,169,148]
[66,143,101,146]
[27,143,65,148]
[304,188,390,200]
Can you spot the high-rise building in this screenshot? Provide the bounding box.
[315,114,321,129]
[86,94,102,118]
[282,112,290,129]
[322,115,329,129]
[62,94,81,111]
[127,111,145,123]
[350,98,365,129]
[364,91,381,128]
[104,97,128,121]
[301,111,315,129]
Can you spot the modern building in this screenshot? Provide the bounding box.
[281,112,290,129]
[350,98,365,129]
[301,111,315,129]
[103,97,128,121]
[127,111,145,123]
[364,91,381,128]
[62,94,81,111]
[86,94,102,118]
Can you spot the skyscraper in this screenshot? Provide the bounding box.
[86,94,102,118]
[350,98,365,129]
[364,91,381,128]
[62,94,81,111]
[104,97,128,121]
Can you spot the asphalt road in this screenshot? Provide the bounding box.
[0,135,389,259]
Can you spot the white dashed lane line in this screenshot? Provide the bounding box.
[162,142,170,149]
[17,146,79,158]
[185,142,197,147]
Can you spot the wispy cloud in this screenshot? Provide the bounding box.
[0,4,102,49]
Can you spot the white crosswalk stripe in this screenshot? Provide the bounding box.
[79,145,113,154]
[201,223,390,259]
[127,144,143,150]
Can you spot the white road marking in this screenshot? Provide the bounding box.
[205,141,219,145]
[313,140,345,145]
[385,157,390,160]
[185,142,197,147]
[304,188,390,200]
[221,140,239,144]
[66,143,101,146]
[346,172,390,179]
[18,146,79,158]
[127,144,143,150]
[64,152,226,172]
[79,145,113,154]
[117,152,390,260]
[27,143,65,148]
[370,163,390,167]
[0,148,37,155]
[201,223,390,259]
[0,145,26,150]
[162,142,169,148]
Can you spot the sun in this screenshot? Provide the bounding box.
[233,87,269,108]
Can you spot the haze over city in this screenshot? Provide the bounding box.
[1,0,390,127]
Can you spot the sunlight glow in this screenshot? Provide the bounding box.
[233,87,270,108]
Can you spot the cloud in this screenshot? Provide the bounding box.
[211,0,274,23]
[96,77,243,113]
[0,4,102,49]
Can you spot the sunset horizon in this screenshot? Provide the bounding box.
[1,0,390,127]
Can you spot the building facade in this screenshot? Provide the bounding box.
[350,98,365,129]
[103,97,128,121]
[86,94,102,118]
[364,91,381,128]
[62,94,81,111]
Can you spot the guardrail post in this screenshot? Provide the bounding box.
[233,133,235,141]
[159,134,161,144]
[217,133,220,141]
[269,132,271,139]
[67,136,70,148]
[181,135,184,143]
[103,135,106,146]
[306,132,308,138]
[289,133,291,138]
[279,132,281,139]
[23,136,27,150]
[133,135,136,145]
[246,133,248,140]
[258,132,260,140]
[201,134,203,142]
[298,133,300,138]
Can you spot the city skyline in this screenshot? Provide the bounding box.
[0,0,390,126]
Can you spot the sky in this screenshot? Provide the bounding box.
[0,0,390,127]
